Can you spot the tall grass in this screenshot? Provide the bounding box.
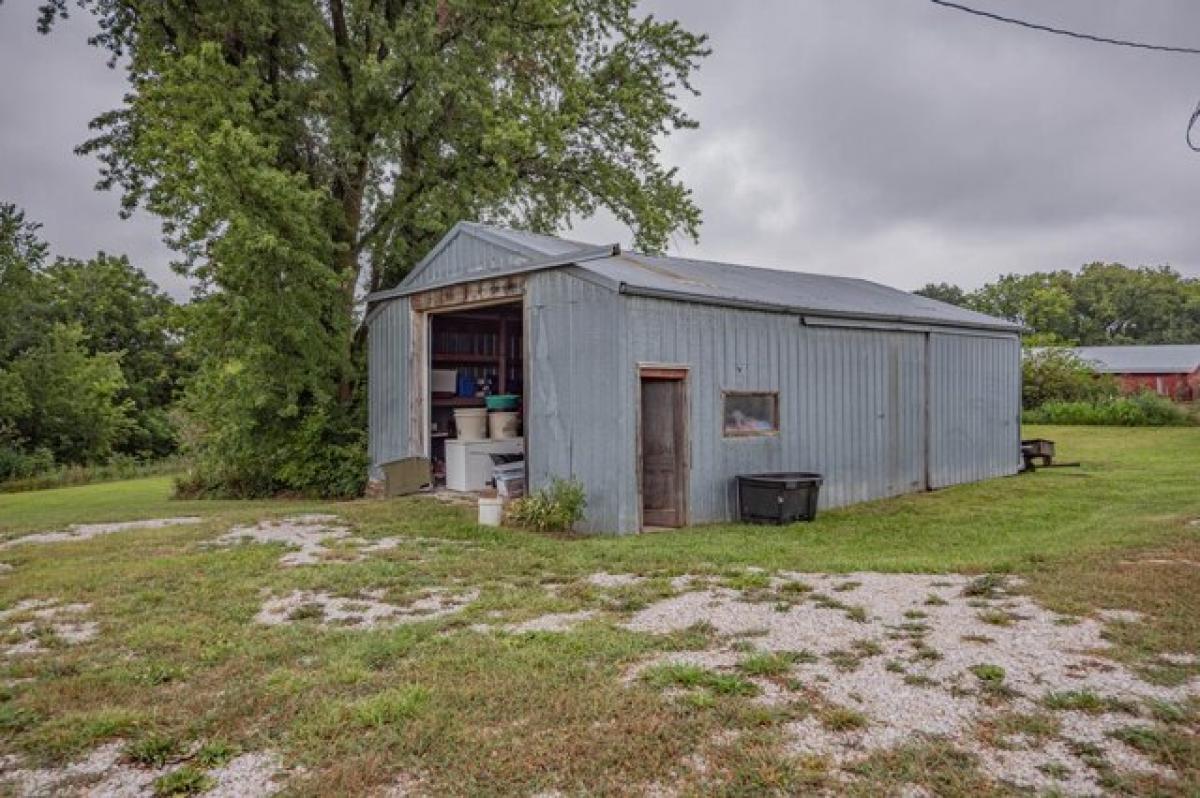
[0,456,187,494]
[1023,392,1194,427]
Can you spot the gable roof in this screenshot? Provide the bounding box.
[370,223,1022,333]
[1071,345,1200,374]
[397,221,592,291]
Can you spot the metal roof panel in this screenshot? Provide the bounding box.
[1070,345,1200,374]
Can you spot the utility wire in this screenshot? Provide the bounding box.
[929,0,1200,55]
[930,1,1200,151]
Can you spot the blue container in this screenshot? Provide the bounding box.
[456,371,476,398]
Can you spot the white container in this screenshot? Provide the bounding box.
[488,410,520,439]
[453,407,488,440]
[478,496,504,527]
[445,438,524,492]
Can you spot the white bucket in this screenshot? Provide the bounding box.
[478,496,504,527]
[488,411,520,439]
[454,407,488,440]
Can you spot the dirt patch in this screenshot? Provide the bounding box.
[622,571,1198,794]
[212,515,471,567]
[203,751,287,798]
[0,517,202,550]
[376,771,429,797]
[585,573,646,589]
[1095,608,1145,624]
[214,515,352,566]
[0,743,289,797]
[0,598,98,657]
[503,610,598,633]
[255,588,479,629]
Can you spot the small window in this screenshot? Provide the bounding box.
[723,391,779,436]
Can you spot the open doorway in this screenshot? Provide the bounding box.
[427,301,524,492]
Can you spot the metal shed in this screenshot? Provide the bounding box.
[367,222,1023,534]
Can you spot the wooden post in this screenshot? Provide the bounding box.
[498,316,508,394]
[408,309,428,457]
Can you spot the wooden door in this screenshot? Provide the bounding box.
[640,371,688,527]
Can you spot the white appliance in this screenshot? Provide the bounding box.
[446,438,523,492]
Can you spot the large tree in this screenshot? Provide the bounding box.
[39,254,183,457]
[0,204,49,362]
[39,0,709,496]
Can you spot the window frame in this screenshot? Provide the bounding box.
[721,390,780,438]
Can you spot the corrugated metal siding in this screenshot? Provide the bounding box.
[403,231,532,291]
[524,270,626,533]
[616,298,934,529]
[929,333,1021,488]
[368,266,1019,532]
[367,298,411,480]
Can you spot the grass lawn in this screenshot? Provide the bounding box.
[0,425,1197,796]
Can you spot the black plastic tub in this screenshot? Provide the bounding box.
[736,473,824,525]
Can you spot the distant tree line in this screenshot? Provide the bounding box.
[0,204,185,482]
[916,263,1200,345]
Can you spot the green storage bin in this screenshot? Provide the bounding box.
[485,394,519,411]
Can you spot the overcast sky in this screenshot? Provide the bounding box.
[3,0,1199,300]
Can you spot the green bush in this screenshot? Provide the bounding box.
[0,446,55,483]
[1024,392,1194,427]
[507,478,587,534]
[1022,348,1116,410]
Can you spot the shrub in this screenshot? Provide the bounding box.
[1023,391,1193,427]
[506,478,587,534]
[0,446,55,483]
[1022,348,1116,410]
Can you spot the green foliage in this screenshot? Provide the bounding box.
[917,263,1200,345]
[969,664,1006,683]
[125,733,181,767]
[3,324,133,467]
[346,685,430,728]
[0,204,48,363]
[913,282,968,307]
[0,204,184,478]
[153,767,214,797]
[1024,392,1194,427]
[507,478,587,534]
[641,663,759,697]
[37,254,183,458]
[0,454,185,494]
[34,0,709,497]
[1021,348,1116,411]
[175,366,367,498]
[194,741,237,768]
[736,651,803,677]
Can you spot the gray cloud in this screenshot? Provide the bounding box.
[4,0,1199,299]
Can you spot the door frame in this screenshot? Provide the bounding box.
[635,363,691,530]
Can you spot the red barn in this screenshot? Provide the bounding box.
[1072,345,1200,402]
